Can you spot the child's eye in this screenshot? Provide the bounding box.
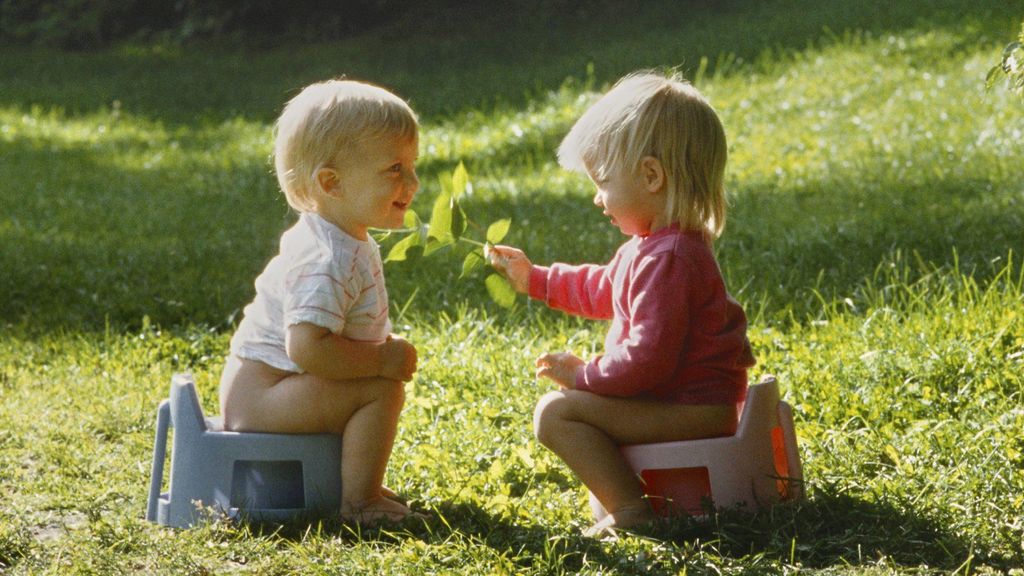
[387,163,403,173]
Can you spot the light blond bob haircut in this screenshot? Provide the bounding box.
[273,79,418,212]
[558,71,728,236]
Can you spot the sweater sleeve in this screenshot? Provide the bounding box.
[528,263,614,320]
[576,251,690,396]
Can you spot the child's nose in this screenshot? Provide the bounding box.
[593,192,603,207]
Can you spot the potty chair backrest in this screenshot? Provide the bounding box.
[735,376,780,440]
[169,372,208,436]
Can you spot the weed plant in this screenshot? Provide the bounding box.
[1,0,1023,574]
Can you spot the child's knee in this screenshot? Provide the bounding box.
[375,378,406,411]
[532,390,569,446]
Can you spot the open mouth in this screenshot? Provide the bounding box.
[393,201,409,210]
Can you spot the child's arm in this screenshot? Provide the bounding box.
[286,323,417,382]
[489,244,614,319]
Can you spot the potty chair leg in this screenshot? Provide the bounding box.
[146,400,171,523]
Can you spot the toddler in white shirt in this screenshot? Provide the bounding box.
[220,79,420,524]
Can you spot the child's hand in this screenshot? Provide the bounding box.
[486,245,531,294]
[380,335,417,382]
[535,352,585,389]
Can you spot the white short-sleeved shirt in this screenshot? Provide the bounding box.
[229,212,392,373]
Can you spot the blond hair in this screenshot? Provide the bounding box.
[558,71,728,236]
[273,79,418,212]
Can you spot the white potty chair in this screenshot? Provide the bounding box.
[596,375,803,518]
[146,373,343,528]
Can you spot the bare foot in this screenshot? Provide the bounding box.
[341,496,420,525]
[582,503,657,538]
[380,485,400,500]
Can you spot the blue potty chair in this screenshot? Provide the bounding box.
[146,373,342,528]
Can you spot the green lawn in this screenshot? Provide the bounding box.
[2,1,1023,574]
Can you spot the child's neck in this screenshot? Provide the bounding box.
[643,215,673,237]
[313,204,369,241]
[313,209,368,241]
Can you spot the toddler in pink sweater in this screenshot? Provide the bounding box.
[489,71,755,537]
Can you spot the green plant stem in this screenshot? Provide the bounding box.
[458,237,487,248]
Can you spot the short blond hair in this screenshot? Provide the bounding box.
[273,79,418,212]
[558,71,728,236]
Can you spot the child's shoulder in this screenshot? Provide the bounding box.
[633,228,721,285]
[281,213,376,268]
[639,226,712,259]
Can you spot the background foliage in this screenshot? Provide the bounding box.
[1,1,1023,574]
[987,20,1024,97]
[0,0,619,48]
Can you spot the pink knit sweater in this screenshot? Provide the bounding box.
[528,225,754,405]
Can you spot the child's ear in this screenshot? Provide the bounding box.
[314,166,342,197]
[639,156,665,194]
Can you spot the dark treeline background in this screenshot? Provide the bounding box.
[0,0,621,49]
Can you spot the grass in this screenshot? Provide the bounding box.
[1,0,1023,573]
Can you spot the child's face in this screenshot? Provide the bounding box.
[589,164,665,237]
[326,134,419,240]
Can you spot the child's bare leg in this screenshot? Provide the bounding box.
[220,357,412,522]
[533,390,736,535]
[334,376,409,522]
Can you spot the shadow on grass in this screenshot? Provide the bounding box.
[722,178,1024,319]
[648,488,981,571]
[0,521,33,573]
[242,490,996,574]
[2,86,1022,334]
[0,0,1015,124]
[0,135,285,332]
[3,146,1022,335]
[261,501,631,573]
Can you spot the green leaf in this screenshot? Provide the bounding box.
[427,185,454,246]
[437,169,454,196]
[485,218,511,244]
[1002,41,1022,59]
[385,230,421,262]
[452,202,467,241]
[986,64,1003,89]
[485,273,517,308]
[452,162,469,201]
[404,244,424,261]
[461,250,485,279]
[423,236,446,257]
[404,209,421,229]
